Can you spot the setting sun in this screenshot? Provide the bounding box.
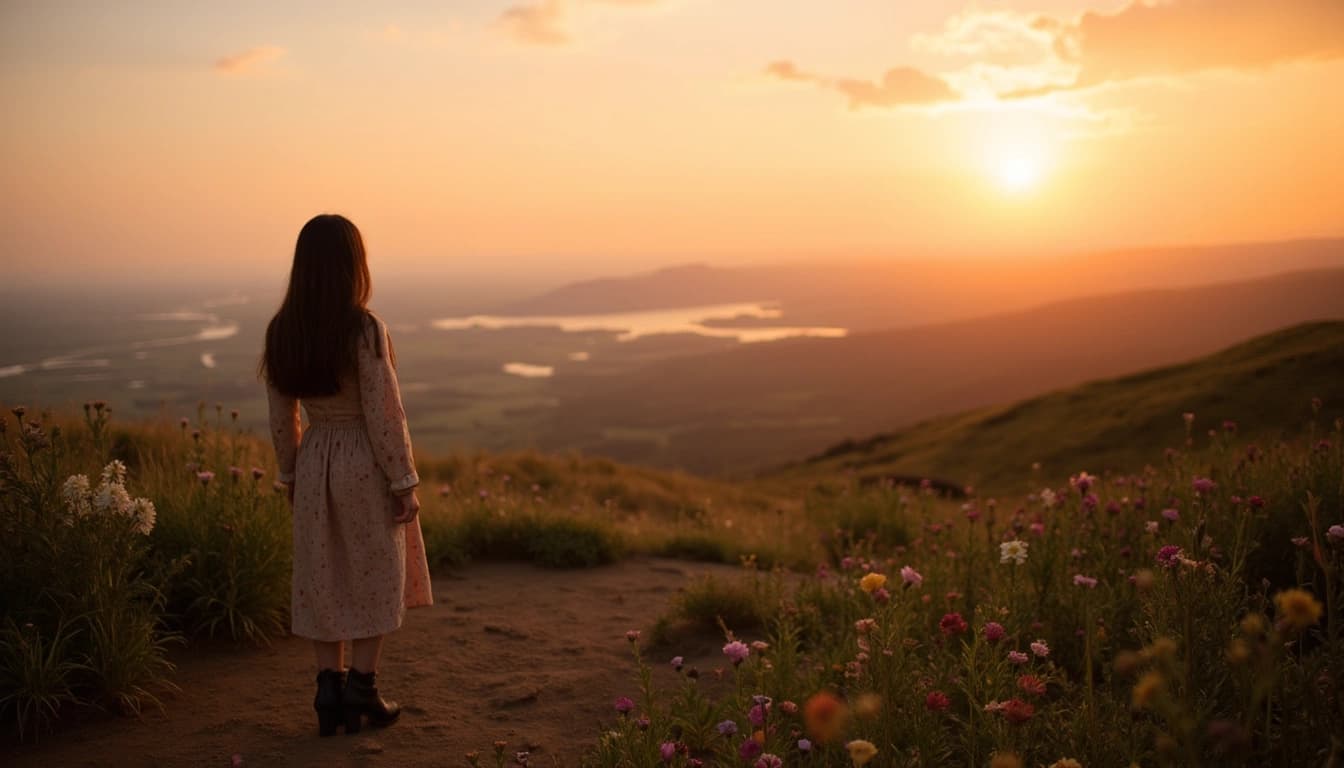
[993,151,1045,194]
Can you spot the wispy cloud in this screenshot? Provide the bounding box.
[765,60,957,109]
[213,45,286,75]
[499,0,568,46]
[1007,0,1344,97]
[497,0,659,46]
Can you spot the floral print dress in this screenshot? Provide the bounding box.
[267,314,433,641]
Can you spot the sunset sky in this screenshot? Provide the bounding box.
[2,0,1342,285]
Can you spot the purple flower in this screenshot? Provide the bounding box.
[660,742,677,763]
[717,720,738,736]
[1073,574,1098,589]
[1161,508,1180,523]
[1156,545,1183,569]
[797,739,812,753]
[614,696,634,715]
[983,622,1006,643]
[1192,477,1217,494]
[723,641,750,665]
[748,704,767,726]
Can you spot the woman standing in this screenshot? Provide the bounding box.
[262,214,433,737]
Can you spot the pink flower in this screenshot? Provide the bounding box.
[1073,574,1098,589]
[723,641,750,665]
[754,756,782,768]
[939,613,968,636]
[625,630,641,643]
[1070,472,1095,495]
[1248,496,1266,509]
[872,587,891,604]
[614,697,634,715]
[1007,651,1029,665]
[1002,698,1035,724]
[660,742,677,763]
[670,656,684,671]
[900,565,922,587]
[748,704,767,726]
[925,691,950,711]
[855,618,877,634]
[1327,525,1344,544]
[1161,508,1180,522]
[739,739,762,761]
[1292,536,1310,548]
[751,641,770,653]
[983,622,1006,643]
[250,467,265,480]
[1030,640,1050,658]
[1192,477,1217,494]
[197,470,215,486]
[1017,674,1046,696]
[228,466,243,481]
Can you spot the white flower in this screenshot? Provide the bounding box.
[93,482,133,516]
[130,498,156,535]
[1039,488,1058,509]
[1000,539,1029,565]
[1145,521,1159,534]
[100,460,127,486]
[61,474,92,520]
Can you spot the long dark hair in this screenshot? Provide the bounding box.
[261,214,374,398]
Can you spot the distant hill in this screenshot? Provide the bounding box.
[538,269,1344,474]
[789,321,1344,493]
[507,238,1344,331]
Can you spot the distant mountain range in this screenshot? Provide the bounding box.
[537,268,1344,474]
[506,238,1344,331]
[787,320,1344,493]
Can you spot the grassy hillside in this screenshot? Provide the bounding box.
[542,269,1344,474]
[789,321,1344,492]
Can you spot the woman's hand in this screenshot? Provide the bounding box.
[393,489,420,524]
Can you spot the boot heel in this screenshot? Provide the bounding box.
[318,708,341,737]
[344,707,363,735]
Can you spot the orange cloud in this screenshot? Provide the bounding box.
[766,60,957,109]
[213,45,286,74]
[1011,0,1344,96]
[498,0,658,46]
[499,0,568,46]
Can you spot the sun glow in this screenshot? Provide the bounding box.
[994,152,1044,193]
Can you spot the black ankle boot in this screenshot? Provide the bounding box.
[343,668,400,734]
[314,668,346,737]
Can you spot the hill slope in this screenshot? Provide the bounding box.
[540,269,1344,474]
[790,321,1344,492]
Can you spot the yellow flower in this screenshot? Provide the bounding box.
[1225,638,1251,665]
[1240,613,1267,637]
[859,573,887,594]
[1132,671,1165,710]
[1274,588,1323,633]
[1049,760,1084,768]
[847,739,878,766]
[989,753,1023,768]
[853,692,882,719]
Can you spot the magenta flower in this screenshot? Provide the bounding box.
[872,587,891,604]
[1071,472,1095,495]
[1192,477,1217,494]
[660,742,677,763]
[983,622,1006,643]
[1073,574,1098,589]
[1007,650,1029,665]
[925,690,950,711]
[197,470,215,486]
[739,739,763,761]
[748,704,766,726]
[625,629,641,643]
[723,641,750,665]
[1156,545,1183,569]
[754,754,782,768]
[614,696,635,715]
[1161,508,1180,522]
[1248,495,1266,509]
[1327,525,1344,544]
[939,612,968,636]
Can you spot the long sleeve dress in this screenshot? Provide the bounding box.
[267,313,433,641]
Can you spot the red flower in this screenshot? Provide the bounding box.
[1002,698,1035,724]
[925,691,950,712]
[1017,675,1047,697]
[939,613,969,636]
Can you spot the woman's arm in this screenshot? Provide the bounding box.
[358,315,419,498]
[266,382,301,490]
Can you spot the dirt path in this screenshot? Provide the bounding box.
[4,558,741,768]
